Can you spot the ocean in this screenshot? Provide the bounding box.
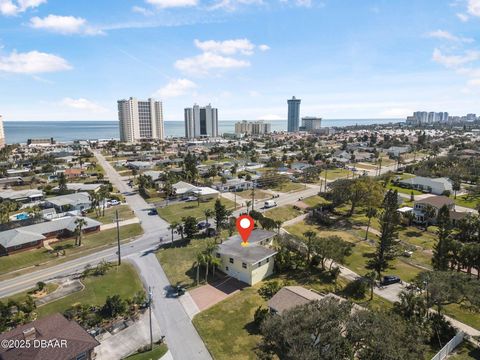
[3,119,402,144]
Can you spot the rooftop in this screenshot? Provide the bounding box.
[0,313,99,360]
[217,229,277,264]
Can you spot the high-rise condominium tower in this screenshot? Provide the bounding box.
[117,97,164,142]
[184,104,218,139]
[301,117,322,132]
[287,96,301,132]
[0,115,5,149]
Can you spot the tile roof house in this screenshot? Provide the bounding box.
[0,216,101,255]
[413,195,460,224]
[215,229,277,285]
[0,313,99,360]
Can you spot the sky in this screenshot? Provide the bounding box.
[0,0,479,121]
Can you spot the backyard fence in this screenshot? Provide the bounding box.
[431,331,464,360]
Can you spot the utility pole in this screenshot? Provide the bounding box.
[324,168,328,192]
[149,286,153,351]
[115,209,121,265]
[251,181,256,212]
[234,190,237,210]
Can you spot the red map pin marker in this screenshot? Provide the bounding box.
[236,214,254,247]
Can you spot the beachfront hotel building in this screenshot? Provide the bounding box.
[184,104,218,139]
[117,98,164,142]
[287,96,301,132]
[0,115,5,149]
[235,120,271,135]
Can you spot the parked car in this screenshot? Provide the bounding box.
[185,196,197,202]
[148,208,158,215]
[264,200,277,209]
[206,228,217,237]
[380,275,402,286]
[197,221,211,229]
[108,199,121,206]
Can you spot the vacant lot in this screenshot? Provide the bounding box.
[89,204,135,224]
[264,205,303,223]
[157,198,235,223]
[36,263,143,318]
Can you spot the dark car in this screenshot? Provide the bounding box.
[197,221,211,229]
[206,228,217,237]
[147,208,158,215]
[380,275,402,286]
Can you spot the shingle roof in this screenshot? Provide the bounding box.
[217,229,277,264]
[0,313,99,360]
[0,216,101,249]
[45,192,91,207]
[268,286,324,315]
[416,195,454,208]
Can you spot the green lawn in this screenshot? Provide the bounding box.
[264,205,303,223]
[320,168,351,180]
[89,205,135,224]
[397,227,437,250]
[0,224,143,278]
[444,303,480,331]
[271,181,305,193]
[285,221,359,243]
[156,239,209,288]
[235,189,270,200]
[193,273,392,360]
[448,341,480,360]
[157,198,235,223]
[125,344,168,360]
[454,194,479,209]
[36,262,144,318]
[386,184,423,196]
[302,195,330,208]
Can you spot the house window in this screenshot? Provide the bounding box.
[266,257,270,263]
[242,262,247,269]
[226,266,229,271]
[258,261,262,267]
[229,258,234,264]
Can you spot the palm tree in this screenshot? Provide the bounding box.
[204,209,213,226]
[452,179,461,199]
[423,205,436,230]
[74,218,88,246]
[364,271,377,300]
[168,222,178,243]
[196,253,207,285]
[246,200,252,213]
[364,207,377,241]
[274,220,283,235]
[210,256,221,280]
[176,223,184,240]
[303,230,317,263]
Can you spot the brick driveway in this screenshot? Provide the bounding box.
[189,276,247,311]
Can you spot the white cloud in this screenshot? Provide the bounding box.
[426,30,473,43]
[146,0,197,9]
[209,0,262,11]
[0,50,72,74]
[467,78,480,86]
[468,0,480,16]
[249,90,260,97]
[29,15,103,35]
[194,38,256,55]
[432,48,480,68]
[132,5,154,15]
[0,0,46,16]
[61,98,107,113]
[175,52,250,75]
[457,13,469,21]
[258,44,270,51]
[295,0,311,7]
[154,78,197,98]
[258,114,283,120]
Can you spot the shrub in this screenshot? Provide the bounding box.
[258,280,282,300]
[254,306,270,327]
[343,278,368,300]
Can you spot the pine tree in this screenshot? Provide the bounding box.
[432,205,451,271]
[367,190,400,278]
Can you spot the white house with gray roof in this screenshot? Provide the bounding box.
[398,176,452,195]
[0,216,101,255]
[215,229,277,285]
[44,192,91,212]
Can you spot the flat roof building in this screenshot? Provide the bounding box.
[287,96,301,132]
[185,104,218,139]
[118,97,164,142]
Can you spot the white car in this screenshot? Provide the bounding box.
[108,200,121,206]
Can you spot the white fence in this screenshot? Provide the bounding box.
[431,332,464,360]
